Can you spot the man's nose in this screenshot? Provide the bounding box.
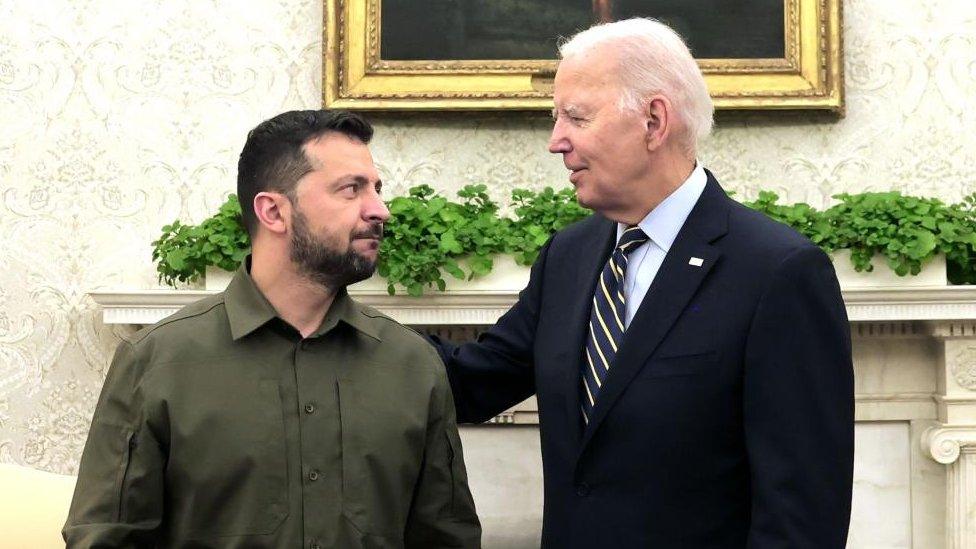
[364,190,390,223]
[548,122,570,154]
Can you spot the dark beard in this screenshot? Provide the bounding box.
[289,207,381,291]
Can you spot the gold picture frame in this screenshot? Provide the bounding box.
[323,0,843,112]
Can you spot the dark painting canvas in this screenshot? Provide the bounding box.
[381,0,786,61]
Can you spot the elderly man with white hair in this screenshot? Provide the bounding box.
[430,17,854,548]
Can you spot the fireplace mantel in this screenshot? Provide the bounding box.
[90,286,976,326]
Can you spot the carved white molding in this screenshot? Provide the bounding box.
[850,322,923,339]
[90,286,976,326]
[91,290,212,326]
[927,321,976,339]
[843,288,976,322]
[348,291,519,325]
[90,289,520,325]
[855,392,933,404]
[947,448,976,549]
[483,409,540,425]
[921,425,976,464]
[952,346,976,391]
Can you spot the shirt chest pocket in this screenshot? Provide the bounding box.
[336,373,429,538]
[171,379,289,539]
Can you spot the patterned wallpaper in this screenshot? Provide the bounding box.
[0,0,974,473]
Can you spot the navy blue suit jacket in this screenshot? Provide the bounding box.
[433,173,854,548]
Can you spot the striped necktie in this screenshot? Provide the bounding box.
[581,225,649,424]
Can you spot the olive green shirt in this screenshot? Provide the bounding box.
[64,264,481,548]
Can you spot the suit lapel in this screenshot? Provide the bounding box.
[556,216,616,448]
[577,175,731,455]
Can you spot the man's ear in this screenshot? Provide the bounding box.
[645,95,672,152]
[253,191,291,236]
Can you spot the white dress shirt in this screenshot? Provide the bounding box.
[616,163,708,328]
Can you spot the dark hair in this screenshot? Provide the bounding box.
[236,109,374,236]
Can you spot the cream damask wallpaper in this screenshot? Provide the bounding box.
[0,0,974,473]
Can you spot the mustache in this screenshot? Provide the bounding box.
[352,224,384,240]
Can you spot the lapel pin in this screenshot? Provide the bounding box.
[689,257,704,267]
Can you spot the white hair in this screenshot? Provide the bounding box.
[559,18,714,157]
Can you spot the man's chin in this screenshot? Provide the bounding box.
[573,189,596,211]
[346,255,378,283]
[294,255,378,290]
[348,268,376,285]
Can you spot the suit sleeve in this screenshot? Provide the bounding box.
[63,340,167,548]
[404,351,482,548]
[428,238,554,423]
[743,245,855,548]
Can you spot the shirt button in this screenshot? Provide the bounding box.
[308,470,320,481]
[310,542,321,549]
[304,403,315,414]
[576,482,590,497]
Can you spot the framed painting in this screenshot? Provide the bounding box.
[323,0,843,112]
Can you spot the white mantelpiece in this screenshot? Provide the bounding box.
[920,321,976,549]
[89,286,976,326]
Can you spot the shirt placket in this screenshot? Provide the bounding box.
[292,335,342,549]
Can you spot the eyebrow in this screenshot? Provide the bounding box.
[552,104,584,118]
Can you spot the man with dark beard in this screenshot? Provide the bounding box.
[64,110,481,548]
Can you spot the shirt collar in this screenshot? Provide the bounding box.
[311,287,383,342]
[223,257,382,342]
[617,162,708,253]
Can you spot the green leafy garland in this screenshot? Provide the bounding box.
[151,197,250,286]
[378,184,590,295]
[743,191,976,284]
[152,187,976,291]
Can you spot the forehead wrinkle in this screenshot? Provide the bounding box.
[554,102,583,116]
[564,103,584,115]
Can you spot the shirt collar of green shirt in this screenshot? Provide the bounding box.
[223,257,382,342]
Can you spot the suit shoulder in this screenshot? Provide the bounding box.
[706,196,833,289]
[725,198,820,254]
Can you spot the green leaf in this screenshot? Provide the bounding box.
[439,231,463,254]
[165,249,187,270]
[443,260,465,280]
[468,255,493,277]
[904,230,938,258]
